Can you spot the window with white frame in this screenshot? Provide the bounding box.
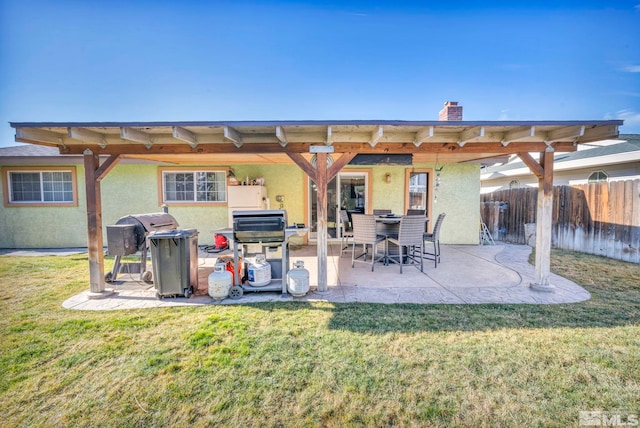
[509,179,520,189]
[7,170,75,204]
[162,170,226,203]
[588,170,608,183]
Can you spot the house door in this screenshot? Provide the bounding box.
[308,172,368,241]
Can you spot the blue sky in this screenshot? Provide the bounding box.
[0,0,638,148]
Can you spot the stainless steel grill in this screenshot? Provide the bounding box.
[232,210,287,243]
[216,209,308,299]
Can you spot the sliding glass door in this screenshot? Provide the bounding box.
[309,172,368,241]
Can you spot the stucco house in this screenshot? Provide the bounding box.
[481,134,640,193]
[0,135,482,249]
[0,102,622,294]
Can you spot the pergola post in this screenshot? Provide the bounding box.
[286,151,356,293]
[315,153,329,292]
[83,149,116,298]
[531,148,555,291]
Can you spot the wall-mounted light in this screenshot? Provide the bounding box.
[385,173,392,183]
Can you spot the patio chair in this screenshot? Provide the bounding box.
[387,215,425,273]
[339,209,354,256]
[351,214,387,271]
[422,213,446,268]
[406,209,428,233]
[406,209,426,216]
[373,209,392,216]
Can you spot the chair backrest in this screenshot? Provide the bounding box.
[373,209,392,216]
[351,214,378,243]
[339,210,352,232]
[396,215,427,245]
[406,209,426,216]
[431,213,447,240]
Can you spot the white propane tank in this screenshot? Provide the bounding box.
[208,263,232,301]
[248,254,271,287]
[287,260,310,297]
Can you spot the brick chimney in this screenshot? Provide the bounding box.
[439,101,463,121]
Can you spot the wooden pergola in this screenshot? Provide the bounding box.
[11,120,621,297]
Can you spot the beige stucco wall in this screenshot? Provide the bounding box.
[0,161,479,248]
[0,164,89,248]
[431,163,480,244]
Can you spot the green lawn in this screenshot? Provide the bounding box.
[0,250,639,427]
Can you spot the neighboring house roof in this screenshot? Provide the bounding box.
[0,144,84,165]
[0,144,61,157]
[0,144,163,165]
[481,134,640,180]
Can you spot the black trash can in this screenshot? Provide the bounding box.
[148,229,199,298]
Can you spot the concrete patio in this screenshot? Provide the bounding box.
[57,243,591,310]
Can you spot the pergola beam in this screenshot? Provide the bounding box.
[325,126,333,145]
[16,128,64,146]
[546,125,585,141]
[120,127,153,148]
[458,126,484,146]
[68,127,108,148]
[58,140,581,156]
[581,125,619,143]
[369,126,383,147]
[502,126,535,146]
[96,155,122,182]
[275,126,288,147]
[172,126,198,148]
[517,152,544,179]
[223,126,243,147]
[414,126,434,147]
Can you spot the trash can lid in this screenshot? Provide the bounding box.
[148,229,198,239]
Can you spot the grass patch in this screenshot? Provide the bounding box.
[0,250,639,426]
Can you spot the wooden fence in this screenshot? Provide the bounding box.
[480,180,640,263]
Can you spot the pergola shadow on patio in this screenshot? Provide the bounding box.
[62,244,590,310]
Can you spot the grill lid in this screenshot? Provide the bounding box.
[232,210,287,243]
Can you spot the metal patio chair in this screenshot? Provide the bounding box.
[351,214,386,271]
[422,213,446,268]
[387,215,425,273]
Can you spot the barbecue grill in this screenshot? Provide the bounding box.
[232,210,288,243]
[219,210,306,299]
[106,212,179,282]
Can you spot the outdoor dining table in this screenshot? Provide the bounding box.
[375,215,429,265]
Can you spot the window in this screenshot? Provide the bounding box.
[404,168,432,217]
[509,179,520,189]
[3,168,78,206]
[408,172,429,209]
[588,171,608,183]
[161,170,226,204]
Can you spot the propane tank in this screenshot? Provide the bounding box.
[248,254,271,287]
[208,263,232,301]
[287,260,310,297]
